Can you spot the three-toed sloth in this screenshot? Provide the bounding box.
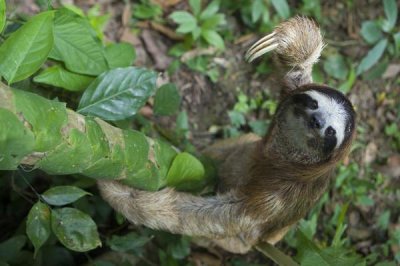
[98,16,356,253]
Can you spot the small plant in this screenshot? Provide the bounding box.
[357,0,399,77]
[169,0,226,50]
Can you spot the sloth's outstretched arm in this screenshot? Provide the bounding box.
[245,16,324,92]
[98,180,252,238]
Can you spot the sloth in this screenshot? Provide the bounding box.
[98,16,356,253]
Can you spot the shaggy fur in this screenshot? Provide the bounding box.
[98,17,355,254]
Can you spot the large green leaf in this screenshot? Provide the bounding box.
[356,39,388,75]
[34,65,94,92]
[154,83,181,116]
[0,0,5,33]
[0,108,35,170]
[51,207,101,252]
[0,11,54,83]
[26,201,51,257]
[51,9,108,75]
[77,67,157,121]
[42,186,91,206]
[13,89,68,152]
[105,43,136,69]
[166,152,205,191]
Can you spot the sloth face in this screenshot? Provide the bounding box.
[276,86,355,160]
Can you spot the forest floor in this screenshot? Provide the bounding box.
[6,0,400,265]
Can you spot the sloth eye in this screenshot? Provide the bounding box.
[308,99,318,110]
[325,126,336,137]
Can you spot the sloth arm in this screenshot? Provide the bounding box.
[98,180,257,238]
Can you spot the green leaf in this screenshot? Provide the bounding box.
[271,0,290,19]
[13,88,68,152]
[201,29,225,49]
[0,236,26,263]
[26,201,51,257]
[382,0,398,32]
[51,207,101,252]
[251,0,264,23]
[360,21,383,44]
[295,230,364,266]
[34,65,94,92]
[51,9,108,75]
[170,11,197,33]
[154,83,181,116]
[356,39,388,75]
[0,108,35,170]
[78,67,157,121]
[189,0,201,17]
[107,232,151,252]
[42,186,91,206]
[323,54,348,80]
[166,152,205,191]
[105,43,136,69]
[377,210,391,230]
[132,2,162,19]
[200,0,220,20]
[0,11,54,83]
[201,14,226,29]
[338,66,355,94]
[0,0,5,33]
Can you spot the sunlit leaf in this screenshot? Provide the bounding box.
[0,11,54,83]
[51,9,108,75]
[78,67,157,121]
[201,29,224,49]
[166,152,205,191]
[42,186,91,206]
[170,11,197,33]
[51,208,101,252]
[199,0,220,20]
[26,201,51,257]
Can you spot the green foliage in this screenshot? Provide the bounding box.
[132,0,162,20]
[170,0,226,49]
[51,207,101,252]
[41,186,91,206]
[77,67,157,121]
[0,11,54,83]
[26,202,51,257]
[34,65,94,92]
[166,152,205,191]
[0,0,5,33]
[154,83,181,116]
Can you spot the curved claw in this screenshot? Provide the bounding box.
[245,32,279,62]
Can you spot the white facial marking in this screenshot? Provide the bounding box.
[304,91,347,148]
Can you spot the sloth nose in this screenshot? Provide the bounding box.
[309,113,325,129]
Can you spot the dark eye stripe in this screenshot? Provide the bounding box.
[325,126,336,136]
[292,94,318,110]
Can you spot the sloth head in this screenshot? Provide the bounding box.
[272,85,356,164]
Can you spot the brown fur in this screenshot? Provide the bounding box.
[98,17,355,254]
